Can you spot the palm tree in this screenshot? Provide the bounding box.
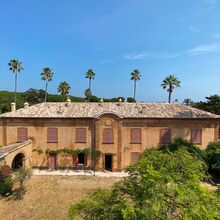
[130,69,141,102]
[41,67,54,102]
[85,69,95,102]
[8,59,24,103]
[183,98,193,106]
[57,81,71,96]
[161,75,181,103]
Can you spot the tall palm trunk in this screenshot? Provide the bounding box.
[45,81,48,102]
[14,71,17,103]
[133,80,137,102]
[88,79,91,102]
[168,84,172,103]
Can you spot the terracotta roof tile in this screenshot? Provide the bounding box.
[0,102,219,119]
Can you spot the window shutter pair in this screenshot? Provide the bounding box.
[17,128,28,142]
[47,128,58,143]
[191,129,202,144]
[160,129,171,144]
[103,128,114,143]
[75,128,86,143]
[131,128,141,143]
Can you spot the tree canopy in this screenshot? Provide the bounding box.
[69,148,220,220]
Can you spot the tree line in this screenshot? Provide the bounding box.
[7,59,182,105]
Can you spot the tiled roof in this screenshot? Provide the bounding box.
[0,102,219,119]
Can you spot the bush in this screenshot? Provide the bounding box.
[159,138,206,162]
[69,149,220,219]
[206,141,220,176]
[0,165,12,178]
[0,177,13,196]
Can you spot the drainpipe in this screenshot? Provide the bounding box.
[92,118,96,172]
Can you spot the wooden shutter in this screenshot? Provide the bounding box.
[103,128,113,143]
[160,129,171,144]
[47,128,58,143]
[131,128,141,143]
[17,128,28,142]
[191,129,202,144]
[75,128,86,143]
[49,155,56,170]
[130,152,141,164]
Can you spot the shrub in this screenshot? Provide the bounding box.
[0,176,13,196]
[0,165,12,178]
[69,149,220,219]
[206,141,220,176]
[159,138,206,162]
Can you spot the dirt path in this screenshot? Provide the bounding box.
[0,175,121,220]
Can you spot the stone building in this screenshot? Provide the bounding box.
[0,99,219,171]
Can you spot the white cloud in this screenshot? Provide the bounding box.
[123,51,151,60]
[188,43,220,56]
[122,51,178,60]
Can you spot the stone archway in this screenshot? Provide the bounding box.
[12,153,25,169]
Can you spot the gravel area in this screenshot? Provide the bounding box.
[33,168,129,177]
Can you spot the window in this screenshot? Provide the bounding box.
[130,128,141,143]
[17,128,28,142]
[75,128,86,143]
[160,129,171,144]
[191,129,202,144]
[103,128,114,144]
[130,152,141,165]
[47,128,58,143]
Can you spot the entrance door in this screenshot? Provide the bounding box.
[104,154,112,171]
[50,155,56,170]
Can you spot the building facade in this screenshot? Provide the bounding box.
[0,100,219,171]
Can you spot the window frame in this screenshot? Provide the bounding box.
[75,128,87,143]
[191,128,202,144]
[103,128,114,144]
[17,127,28,142]
[47,127,58,143]
[159,128,171,144]
[130,128,142,144]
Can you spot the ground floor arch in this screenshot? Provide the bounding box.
[12,153,25,169]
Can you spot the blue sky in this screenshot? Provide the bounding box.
[1,0,220,102]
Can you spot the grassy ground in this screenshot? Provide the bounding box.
[0,175,121,220]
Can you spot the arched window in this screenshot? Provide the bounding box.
[103,128,114,144]
[17,128,28,142]
[130,128,141,143]
[47,128,58,143]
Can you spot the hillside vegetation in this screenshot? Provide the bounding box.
[0,89,131,114]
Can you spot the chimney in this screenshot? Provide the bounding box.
[11,103,16,112]
[24,102,29,109]
[118,98,123,106]
[58,104,62,113]
[66,96,71,107]
[99,98,104,106]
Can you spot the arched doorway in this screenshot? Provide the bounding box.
[12,153,25,169]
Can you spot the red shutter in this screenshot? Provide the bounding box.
[130,152,141,164]
[103,128,113,143]
[75,128,86,143]
[191,129,202,144]
[49,155,56,170]
[17,128,28,142]
[47,128,58,143]
[160,129,171,144]
[131,128,141,143]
